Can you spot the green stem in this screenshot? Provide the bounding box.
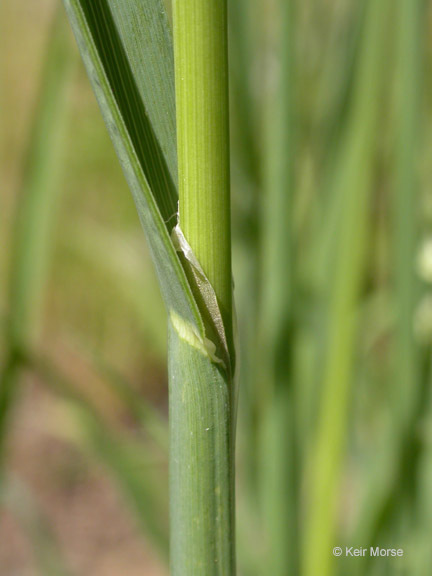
[171,2,235,574]
[173,0,232,346]
[168,315,235,575]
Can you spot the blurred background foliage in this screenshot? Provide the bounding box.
[1,0,432,575]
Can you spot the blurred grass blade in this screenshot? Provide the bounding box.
[6,11,73,349]
[258,1,298,574]
[0,8,75,475]
[418,372,432,576]
[303,1,391,574]
[3,476,73,576]
[303,2,366,294]
[228,0,260,188]
[228,0,262,505]
[393,0,422,431]
[314,1,366,168]
[352,0,425,567]
[261,0,295,364]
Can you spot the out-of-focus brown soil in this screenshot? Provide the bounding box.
[0,379,167,576]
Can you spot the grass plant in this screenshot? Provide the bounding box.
[63,1,235,573]
[2,1,431,575]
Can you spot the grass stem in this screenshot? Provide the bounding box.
[173,0,232,346]
[171,2,235,574]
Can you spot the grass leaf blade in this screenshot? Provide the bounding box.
[62,0,205,335]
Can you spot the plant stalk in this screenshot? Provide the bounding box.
[173,0,232,348]
[171,1,235,574]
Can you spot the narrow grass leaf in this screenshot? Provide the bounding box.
[62,0,219,346]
